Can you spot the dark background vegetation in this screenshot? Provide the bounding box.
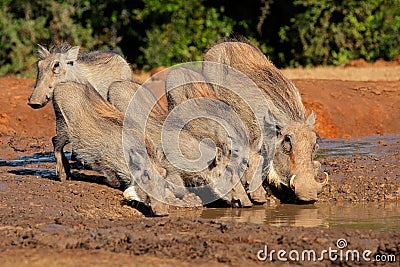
[1,0,399,76]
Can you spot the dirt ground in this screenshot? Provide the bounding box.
[0,62,399,266]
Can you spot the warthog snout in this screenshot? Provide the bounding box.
[27,92,50,109]
[27,93,41,109]
[268,115,329,203]
[289,174,325,203]
[27,84,52,109]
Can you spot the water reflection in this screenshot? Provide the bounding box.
[319,202,400,232]
[200,202,400,231]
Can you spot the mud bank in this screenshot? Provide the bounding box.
[0,75,399,266]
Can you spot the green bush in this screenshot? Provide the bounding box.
[1,0,400,75]
[279,0,400,66]
[0,0,108,76]
[133,0,234,69]
[0,1,48,75]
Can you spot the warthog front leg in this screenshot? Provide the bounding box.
[249,186,267,204]
[164,174,203,207]
[102,170,122,189]
[52,135,71,182]
[230,182,253,207]
[215,172,253,208]
[243,164,267,204]
[123,185,170,216]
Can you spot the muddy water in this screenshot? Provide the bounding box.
[200,202,400,232]
[200,135,400,232]
[1,135,399,231]
[316,135,399,158]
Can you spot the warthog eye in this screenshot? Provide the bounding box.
[282,134,292,154]
[242,158,249,168]
[52,61,61,74]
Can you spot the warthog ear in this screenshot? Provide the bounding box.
[306,110,316,127]
[208,146,223,170]
[65,46,80,62]
[263,111,279,138]
[37,44,50,60]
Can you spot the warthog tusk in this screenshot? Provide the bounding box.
[322,172,329,186]
[289,174,296,189]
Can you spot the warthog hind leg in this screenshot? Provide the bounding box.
[52,135,71,182]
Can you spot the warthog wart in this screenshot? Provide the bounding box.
[202,36,328,203]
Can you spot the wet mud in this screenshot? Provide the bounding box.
[0,76,399,266]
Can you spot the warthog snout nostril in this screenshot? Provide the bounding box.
[28,102,43,109]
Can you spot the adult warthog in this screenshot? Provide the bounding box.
[52,81,170,216]
[28,43,132,108]
[202,37,328,203]
[27,43,132,181]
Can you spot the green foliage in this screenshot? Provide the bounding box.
[134,0,234,69]
[1,0,400,75]
[0,0,115,76]
[0,2,49,75]
[279,0,400,66]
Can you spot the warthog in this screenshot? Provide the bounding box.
[107,80,141,112]
[165,66,264,205]
[27,43,132,181]
[202,36,328,203]
[163,68,254,206]
[28,43,132,108]
[108,70,253,207]
[52,81,170,215]
[107,80,167,115]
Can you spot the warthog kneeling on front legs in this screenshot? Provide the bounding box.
[52,81,169,216]
[164,67,259,206]
[108,71,253,208]
[203,36,328,203]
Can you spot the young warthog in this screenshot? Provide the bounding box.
[107,80,167,115]
[165,68,255,206]
[203,37,328,203]
[108,69,252,207]
[52,81,169,216]
[28,42,132,108]
[164,66,257,206]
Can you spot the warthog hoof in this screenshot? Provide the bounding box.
[55,167,71,182]
[249,186,268,204]
[150,198,169,216]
